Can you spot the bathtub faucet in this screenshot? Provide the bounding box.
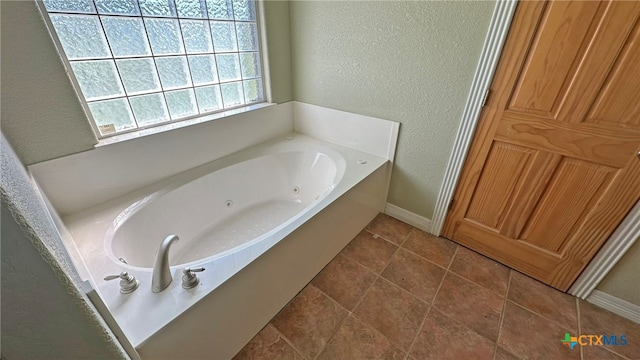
[152,234,180,293]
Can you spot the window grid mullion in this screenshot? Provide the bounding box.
[92,0,140,131]
[137,4,173,124]
[230,0,248,106]
[203,0,223,99]
[176,18,201,116]
[44,0,263,138]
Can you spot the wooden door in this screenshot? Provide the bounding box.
[443,0,640,291]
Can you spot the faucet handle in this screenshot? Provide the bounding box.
[182,267,205,289]
[104,271,140,294]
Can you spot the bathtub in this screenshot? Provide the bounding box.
[64,133,389,355]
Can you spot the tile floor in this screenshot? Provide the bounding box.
[234,214,640,360]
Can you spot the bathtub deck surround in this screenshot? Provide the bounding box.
[27,102,400,357]
[29,102,294,216]
[62,133,393,352]
[235,214,640,360]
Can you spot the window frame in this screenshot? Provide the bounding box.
[36,0,268,140]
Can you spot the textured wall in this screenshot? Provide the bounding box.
[597,238,640,306]
[290,0,495,219]
[263,0,293,103]
[0,0,98,165]
[1,134,128,359]
[0,0,293,165]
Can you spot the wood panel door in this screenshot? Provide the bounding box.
[443,0,640,291]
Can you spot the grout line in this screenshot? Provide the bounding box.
[348,229,422,357]
[316,231,407,356]
[404,256,452,359]
[403,306,432,360]
[576,297,631,360]
[311,304,349,360]
[493,270,513,359]
[508,272,582,334]
[507,300,578,336]
[577,297,583,360]
[364,228,405,248]
[272,325,309,360]
[446,244,460,270]
[396,244,451,272]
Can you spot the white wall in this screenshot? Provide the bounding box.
[597,238,640,306]
[1,135,128,359]
[290,0,495,219]
[30,103,293,216]
[0,1,295,166]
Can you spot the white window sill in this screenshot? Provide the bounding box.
[95,102,275,148]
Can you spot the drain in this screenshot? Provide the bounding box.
[292,186,300,194]
[225,200,233,208]
[357,159,367,164]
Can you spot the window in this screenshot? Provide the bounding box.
[41,0,264,137]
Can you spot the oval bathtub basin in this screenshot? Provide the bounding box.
[109,151,339,268]
[65,133,388,348]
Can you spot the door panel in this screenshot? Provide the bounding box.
[586,22,640,129]
[443,0,640,291]
[465,142,536,229]
[509,1,604,116]
[518,157,616,254]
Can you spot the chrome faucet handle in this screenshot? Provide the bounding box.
[104,271,139,294]
[182,267,205,289]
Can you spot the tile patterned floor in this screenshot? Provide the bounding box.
[234,214,640,360]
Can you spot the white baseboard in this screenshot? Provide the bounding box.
[586,290,640,324]
[384,203,432,234]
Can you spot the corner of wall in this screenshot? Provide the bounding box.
[262,0,293,104]
[1,1,97,165]
[0,134,129,358]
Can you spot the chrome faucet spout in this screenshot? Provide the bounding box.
[152,234,179,293]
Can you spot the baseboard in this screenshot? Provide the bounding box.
[586,290,640,324]
[384,203,432,234]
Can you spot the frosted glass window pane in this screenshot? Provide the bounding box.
[44,0,95,14]
[210,21,237,52]
[95,0,139,15]
[102,17,151,57]
[220,82,244,108]
[130,93,170,125]
[116,58,161,95]
[195,85,222,112]
[188,55,218,85]
[88,98,136,134]
[50,15,110,59]
[175,0,206,18]
[239,52,260,79]
[181,20,213,54]
[71,60,124,100]
[165,89,198,119]
[236,23,258,51]
[243,79,262,103]
[145,18,184,55]
[206,0,232,20]
[156,56,192,89]
[139,0,176,17]
[216,54,241,82]
[232,0,255,21]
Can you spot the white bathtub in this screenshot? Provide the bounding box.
[109,150,343,269]
[64,133,388,351]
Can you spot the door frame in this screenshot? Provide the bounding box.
[430,0,640,299]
